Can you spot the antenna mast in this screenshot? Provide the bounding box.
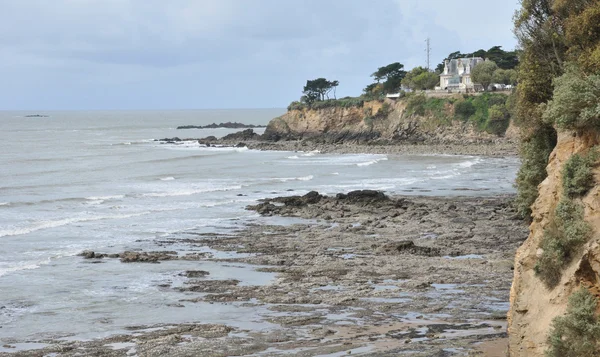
[425,38,431,70]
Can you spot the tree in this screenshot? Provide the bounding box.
[302,78,339,104]
[542,64,600,129]
[402,67,439,90]
[331,80,339,99]
[370,62,407,94]
[472,60,499,90]
[492,68,518,85]
[436,47,519,73]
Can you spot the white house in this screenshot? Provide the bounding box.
[439,57,485,91]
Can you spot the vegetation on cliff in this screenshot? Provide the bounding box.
[546,288,600,357]
[511,0,600,353]
[513,0,600,219]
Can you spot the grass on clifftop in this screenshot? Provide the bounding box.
[546,287,600,357]
[287,94,386,111]
[402,92,513,135]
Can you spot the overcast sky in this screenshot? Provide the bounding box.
[0,0,519,110]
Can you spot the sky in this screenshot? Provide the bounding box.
[0,0,520,110]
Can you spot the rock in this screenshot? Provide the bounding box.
[120,251,177,263]
[177,122,266,130]
[180,270,210,278]
[221,129,260,142]
[377,240,441,257]
[79,250,96,259]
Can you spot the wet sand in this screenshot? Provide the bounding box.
[2,191,527,356]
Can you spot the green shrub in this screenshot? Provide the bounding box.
[454,100,476,121]
[543,64,600,129]
[375,102,392,118]
[485,104,510,135]
[288,101,307,111]
[536,198,592,288]
[405,93,427,116]
[486,93,508,107]
[562,150,598,197]
[546,288,600,357]
[515,125,558,219]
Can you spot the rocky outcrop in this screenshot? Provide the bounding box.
[263,99,511,145]
[508,130,600,356]
[177,122,266,130]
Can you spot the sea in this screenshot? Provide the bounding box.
[0,109,520,347]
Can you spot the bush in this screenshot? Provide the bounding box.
[375,102,392,118]
[543,64,600,129]
[515,125,558,219]
[454,100,476,120]
[546,288,600,357]
[405,93,428,116]
[288,101,307,111]
[536,198,592,288]
[562,150,598,197]
[485,104,510,135]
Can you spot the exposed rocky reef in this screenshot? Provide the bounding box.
[177,122,266,130]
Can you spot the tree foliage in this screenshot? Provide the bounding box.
[542,64,600,129]
[436,46,519,73]
[369,62,407,94]
[472,60,499,90]
[302,78,339,104]
[402,67,439,90]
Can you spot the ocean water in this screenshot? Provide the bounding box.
[0,109,520,343]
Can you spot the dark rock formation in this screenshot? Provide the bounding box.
[177,122,266,130]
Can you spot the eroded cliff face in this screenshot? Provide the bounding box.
[508,130,600,356]
[263,100,510,144]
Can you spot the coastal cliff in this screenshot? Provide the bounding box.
[508,130,600,356]
[263,95,517,145]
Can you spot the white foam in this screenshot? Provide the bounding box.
[275,175,314,182]
[287,155,299,160]
[302,150,320,157]
[142,185,242,198]
[357,157,388,167]
[456,158,481,168]
[0,212,152,238]
[85,195,124,201]
[0,261,46,277]
[0,202,9,206]
[160,177,175,181]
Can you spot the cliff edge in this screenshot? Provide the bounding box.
[508,130,600,356]
[263,95,518,145]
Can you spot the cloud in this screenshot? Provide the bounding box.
[0,0,519,109]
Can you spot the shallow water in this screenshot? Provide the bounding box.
[0,109,520,343]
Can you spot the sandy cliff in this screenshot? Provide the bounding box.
[263,99,513,144]
[508,130,600,356]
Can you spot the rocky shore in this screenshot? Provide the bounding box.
[3,190,528,357]
[156,132,518,157]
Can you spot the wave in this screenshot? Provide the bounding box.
[456,158,482,168]
[287,155,299,160]
[0,202,9,206]
[302,150,320,157]
[274,175,314,182]
[160,177,176,181]
[0,261,47,277]
[357,157,388,167]
[85,195,125,201]
[141,185,242,198]
[0,212,153,238]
